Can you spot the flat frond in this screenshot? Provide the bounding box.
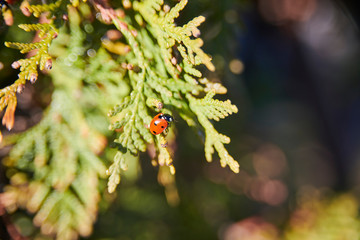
[106,151,129,193]
[192,90,238,121]
[24,0,62,17]
[0,22,57,135]
[104,0,238,190]
[188,93,239,173]
[1,2,240,238]
[4,90,106,239]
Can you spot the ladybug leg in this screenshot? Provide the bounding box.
[163,127,169,135]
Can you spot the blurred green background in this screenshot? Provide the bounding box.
[2,0,360,239]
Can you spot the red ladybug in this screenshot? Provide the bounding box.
[150,113,173,135]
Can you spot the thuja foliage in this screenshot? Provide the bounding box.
[0,0,238,238]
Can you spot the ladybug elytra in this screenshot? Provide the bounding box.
[150,113,173,135]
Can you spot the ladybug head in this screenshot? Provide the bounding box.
[163,114,173,123]
[0,0,9,9]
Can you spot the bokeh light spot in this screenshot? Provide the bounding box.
[229,59,244,74]
[258,0,317,25]
[253,144,287,178]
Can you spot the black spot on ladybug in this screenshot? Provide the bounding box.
[154,122,158,126]
[161,126,164,128]
[153,131,157,134]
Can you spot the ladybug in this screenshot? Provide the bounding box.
[150,113,173,135]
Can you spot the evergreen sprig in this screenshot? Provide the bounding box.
[106,151,128,193]
[0,20,58,139]
[0,0,67,138]
[3,89,106,239]
[1,0,239,238]
[20,0,62,17]
[1,6,114,239]
[133,0,214,85]
[104,0,239,192]
[188,91,239,173]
